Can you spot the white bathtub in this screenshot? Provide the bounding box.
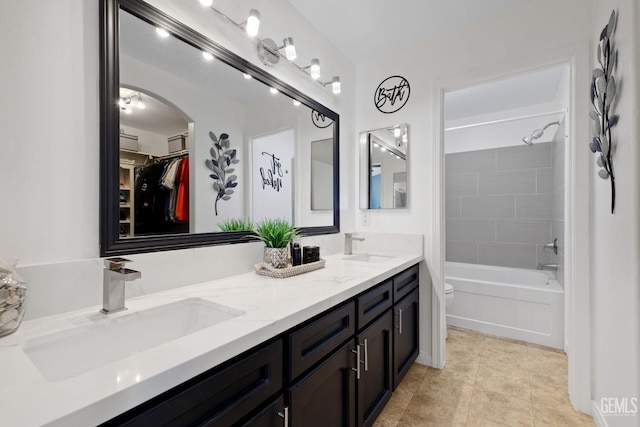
[446,262,564,349]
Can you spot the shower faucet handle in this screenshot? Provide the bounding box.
[543,238,558,255]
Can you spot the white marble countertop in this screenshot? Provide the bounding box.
[0,250,422,426]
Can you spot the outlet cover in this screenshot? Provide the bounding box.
[361,212,370,226]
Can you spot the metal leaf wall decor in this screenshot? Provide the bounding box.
[205,131,239,215]
[590,10,618,213]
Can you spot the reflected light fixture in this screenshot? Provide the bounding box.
[199,0,213,6]
[155,27,170,38]
[136,94,146,109]
[270,87,279,94]
[393,127,401,138]
[293,99,301,106]
[243,73,252,79]
[202,51,214,61]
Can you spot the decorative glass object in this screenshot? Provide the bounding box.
[0,259,27,337]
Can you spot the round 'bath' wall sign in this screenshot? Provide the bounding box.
[374,75,411,114]
[311,110,334,128]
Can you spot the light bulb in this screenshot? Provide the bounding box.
[246,9,260,37]
[331,76,341,94]
[118,98,126,108]
[270,87,278,94]
[123,107,133,115]
[380,146,387,152]
[136,95,145,109]
[283,37,296,61]
[155,27,170,38]
[293,100,301,106]
[243,73,252,79]
[310,58,320,80]
[198,0,213,6]
[402,133,408,143]
[394,127,401,138]
[202,51,214,61]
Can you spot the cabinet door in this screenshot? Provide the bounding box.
[357,310,392,427]
[241,395,285,427]
[288,340,356,427]
[393,288,419,390]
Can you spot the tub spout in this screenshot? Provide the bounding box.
[537,263,558,271]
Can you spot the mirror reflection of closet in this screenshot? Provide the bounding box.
[118,87,193,237]
[359,124,409,209]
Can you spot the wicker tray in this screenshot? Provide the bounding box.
[254,259,326,278]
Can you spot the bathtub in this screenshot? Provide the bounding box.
[445,262,564,349]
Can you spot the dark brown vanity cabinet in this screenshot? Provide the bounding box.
[104,264,419,427]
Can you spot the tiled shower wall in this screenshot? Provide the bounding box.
[445,141,556,269]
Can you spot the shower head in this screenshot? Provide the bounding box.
[522,121,561,146]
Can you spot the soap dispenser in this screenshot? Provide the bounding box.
[292,242,302,266]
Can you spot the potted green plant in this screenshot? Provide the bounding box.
[254,219,300,268]
[218,218,254,232]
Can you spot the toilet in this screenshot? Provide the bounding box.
[445,282,454,338]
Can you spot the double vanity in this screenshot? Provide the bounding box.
[1,247,422,426]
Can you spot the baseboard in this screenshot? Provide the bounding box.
[591,400,608,427]
[415,351,433,367]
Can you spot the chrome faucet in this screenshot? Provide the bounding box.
[345,233,365,255]
[101,257,141,314]
[537,263,558,271]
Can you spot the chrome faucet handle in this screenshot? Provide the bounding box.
[104,257,133,270]
[543,238,558,255]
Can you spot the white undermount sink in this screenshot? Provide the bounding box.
[22,298,244,382]
[343,253,397,263]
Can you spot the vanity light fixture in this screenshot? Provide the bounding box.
[301,58,320,80]
[320,76,341,95]
[198,1,340,94]
[245,9,261,37]
[155,27,170,38]
[202,51,214,61]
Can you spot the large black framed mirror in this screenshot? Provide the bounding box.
[100,0,340,256]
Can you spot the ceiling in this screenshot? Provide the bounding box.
[287,0,536,63]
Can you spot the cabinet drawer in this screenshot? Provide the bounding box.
[102,340,283,427]
[357,280,392,330]
[393,265,419,302]
[288,301,355,381]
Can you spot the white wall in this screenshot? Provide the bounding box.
[589,0,640,425]
[355,0,591,372]
[0,0,355,320]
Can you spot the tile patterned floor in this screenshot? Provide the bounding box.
[374,328,595,427]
